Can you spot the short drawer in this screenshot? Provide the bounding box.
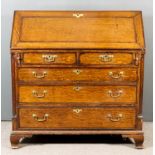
[80,53,135,65]
[19,107,136,129]
[19,86,136,104]
[22,53,76,65]
[18,68,137,82]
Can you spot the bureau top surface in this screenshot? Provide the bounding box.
[10,11,145,50]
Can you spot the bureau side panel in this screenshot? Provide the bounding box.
[11,53,18,130]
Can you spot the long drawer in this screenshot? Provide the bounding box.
[18,68,137,82]
[19,86,136,103]
[19,107,136,129]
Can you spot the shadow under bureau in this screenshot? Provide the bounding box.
[10,11,145,148]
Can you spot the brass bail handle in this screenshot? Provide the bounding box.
[99,54,114,62]
[108,90,123,98]
[32,114,49,122]
[32,90,47,98]
[109,71,124,79]
[32,71,47,79]
[107,114,123,122]
[42,55,57,62]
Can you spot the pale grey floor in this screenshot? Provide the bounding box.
[1,121,153,155]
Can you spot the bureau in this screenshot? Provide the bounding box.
[10,11,145,149]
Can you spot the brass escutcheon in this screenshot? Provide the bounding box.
[73,69,82,75]
[73,13,84,18]
[73,86,81,91]
[73,109,82,114]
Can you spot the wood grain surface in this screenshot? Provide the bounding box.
[18,68,137,82]
[80,53,134,65]
[19,85,136,103]
[19,107,136,129]
[10,11,145,149]
[11,11,145,49]
[23,53,76,65]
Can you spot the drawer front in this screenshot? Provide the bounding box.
[19,86,136,103]
[80,53,134,65]
[23,53,76,65]
[19,107,136,129]
[18,68,137,82]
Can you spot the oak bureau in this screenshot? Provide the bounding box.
[10,11,145,148]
